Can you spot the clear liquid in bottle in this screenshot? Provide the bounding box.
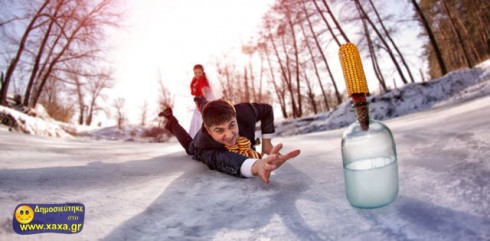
[341,119,399,208]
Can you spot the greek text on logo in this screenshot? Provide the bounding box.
[13,203,84,235]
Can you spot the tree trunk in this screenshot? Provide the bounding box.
[451,7,482,62]
[279,33,298,118]
[285,6,302,117]
[303,72,318,114]
[262,45,288,118]
[410,0,447,75]
[299,7,330,111]
[355,0,409,84]
[248,59,257,102]
[440,0,473,68]
[311,0,341,46]
[24,0,64,107]
[86,99,96,126]
[33,34,76,107]
[320,0,350,43]
[243,66,250,102]
[419,68,426,82]
[32,0,115,107]
[257,56,264,103]
[74,79,85,125]
[306,2,342,105]
[0,0,50,105]
[269,28,296,118]
[439,19,465,71]
[368,0,415,83]
[360,13,387,92]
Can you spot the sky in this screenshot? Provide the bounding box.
[108,0,275,127]
[0,60,489,240]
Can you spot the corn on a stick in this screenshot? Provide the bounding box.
[338,42,370,130]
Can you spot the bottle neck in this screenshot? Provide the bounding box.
[353,102,370,131]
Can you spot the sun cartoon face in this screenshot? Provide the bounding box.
[15,205,34,224]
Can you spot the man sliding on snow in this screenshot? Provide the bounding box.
[159,97,300,184]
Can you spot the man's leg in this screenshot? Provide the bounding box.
[159,108,193,155]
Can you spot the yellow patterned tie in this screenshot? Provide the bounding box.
[225,136,262,159]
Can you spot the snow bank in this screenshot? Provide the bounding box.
[276,60,490,136]
[0,105,72,138]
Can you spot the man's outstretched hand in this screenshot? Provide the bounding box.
[251,143,301,184]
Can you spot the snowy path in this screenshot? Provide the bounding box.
[1,96,489,241]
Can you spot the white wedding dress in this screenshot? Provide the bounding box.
[188,88,216,138]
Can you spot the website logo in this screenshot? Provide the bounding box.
[13,203,84,235]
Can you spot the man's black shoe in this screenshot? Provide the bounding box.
[158,107,173,118]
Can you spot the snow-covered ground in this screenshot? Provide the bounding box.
[0,60,489,240]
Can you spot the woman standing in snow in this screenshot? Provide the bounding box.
[189,64,216,137]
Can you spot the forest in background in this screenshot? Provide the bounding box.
[0,0,489,126]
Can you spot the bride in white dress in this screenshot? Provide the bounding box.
[188,64,216,137]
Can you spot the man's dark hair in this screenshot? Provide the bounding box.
[202,99,236,128]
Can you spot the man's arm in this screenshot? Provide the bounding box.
[247,103,275,155]
[197,148,249,177]
[197,144,300,183]
[261,138,273,155]
[251,103,275,135]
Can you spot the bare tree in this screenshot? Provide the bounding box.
[140,100,148,126]
[311,0,341,46]
[31,0,121,107]
[242,65,251,103]
[277,25,299,118]
[299,3,330,111]
[255,54,265,103]
[302,70,318,115]
[157,77,174,111]
[260,3,300,118]
[24,0,65,106]
[319,0,350,44]
[367,0,415,83]
[1,0,121,112]
[60,62,113,125]
[239,44,256,103]
[38,75,75,122]
[259,41,288,118]
[85,68,113,126]
[242,43,261,103]
[285,4,303,117]
[354,0,409,84]
[360,14,387,92]
[0,0,50,105]
[113,97,125,130]
[304,0,342,105]
[72,73,86,125]
[216,60,241,103]
[156,75,174,132]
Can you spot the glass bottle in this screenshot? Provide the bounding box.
[341,101,398,208]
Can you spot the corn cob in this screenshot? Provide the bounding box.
[338,42,370,130]
[338,42,369,97]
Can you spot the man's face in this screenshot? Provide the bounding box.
[205,117,239,146]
